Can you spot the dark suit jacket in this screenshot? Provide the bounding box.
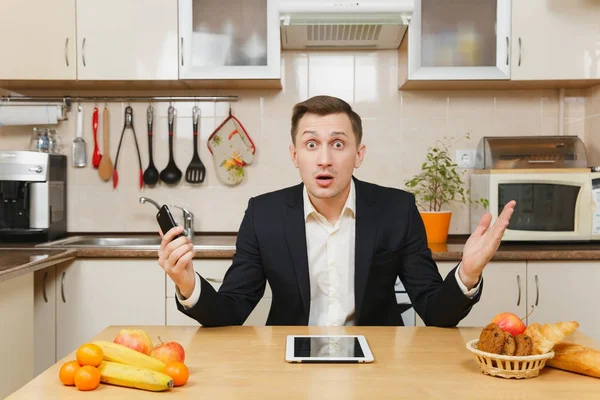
[177,177,482,327]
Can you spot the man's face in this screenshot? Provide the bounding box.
[289,112,366,200]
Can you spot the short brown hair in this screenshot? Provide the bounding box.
[290,95,363,145]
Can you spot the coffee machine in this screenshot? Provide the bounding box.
[0,151,67,242]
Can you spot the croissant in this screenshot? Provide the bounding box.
[524,321,579,354]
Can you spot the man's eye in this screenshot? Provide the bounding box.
[306,141,317,149]
[333,141,344,149]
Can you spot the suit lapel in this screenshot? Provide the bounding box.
[284,184,311,320]
[354,178,378,322]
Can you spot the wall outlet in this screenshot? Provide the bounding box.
[456,149,476,168]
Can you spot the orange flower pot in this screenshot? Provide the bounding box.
[419,211,452,244]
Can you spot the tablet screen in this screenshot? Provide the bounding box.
[293,336,365,358]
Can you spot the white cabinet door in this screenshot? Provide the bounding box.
[34,267,56,377]
[76,0,178,80]
[166,297,271,326]
[0,0,76,79]
[178,0,280,79]
[511,0,600,80]
[408,0,511,80]
[417,261,527,327]
[0,274,34,399]
[527,261,600,342]
[166,259,272,298]
[55,259,166,360]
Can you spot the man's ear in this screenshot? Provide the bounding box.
[289,144,299,168]
[355,143,366,168]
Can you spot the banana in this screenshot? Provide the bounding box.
[92,341,166,372]
[98,361,174,392]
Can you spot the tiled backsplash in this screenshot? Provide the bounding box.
[1,50,598,234]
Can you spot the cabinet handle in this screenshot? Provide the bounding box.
[518,37,522,66]
[180,37,184,66]
[516,274,521,307]
[505,37,509,65]
[82,38,86,67]
[205,277,223,284]
[43,271,48,303]
[534,274,539,306]
[64,38,69,67]
[61,271,66,303]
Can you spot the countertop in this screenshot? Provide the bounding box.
[7,326,600,399]
[0,248,76,282]
[3,233,600,283]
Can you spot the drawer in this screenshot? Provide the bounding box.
[166,297,272,327]
[166,259,271,298]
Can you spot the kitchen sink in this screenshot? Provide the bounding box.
[38,235,237,251]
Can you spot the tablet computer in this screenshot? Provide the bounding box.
[285,335,374,363]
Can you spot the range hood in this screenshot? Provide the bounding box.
[279,0,413,50]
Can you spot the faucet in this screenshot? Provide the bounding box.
[170,205,194,240]
[139,197,194,240]
[139,196,160,210]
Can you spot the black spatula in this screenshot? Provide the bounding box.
[185,106,206,184]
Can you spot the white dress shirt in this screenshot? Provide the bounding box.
[177,180,481,325]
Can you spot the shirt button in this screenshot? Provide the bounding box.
[328,259,335,266]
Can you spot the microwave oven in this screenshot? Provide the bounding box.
[471,169,600,242]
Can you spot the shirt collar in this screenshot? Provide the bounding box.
[303,179,356,221]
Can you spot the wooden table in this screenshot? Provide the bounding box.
[7,326,600,399]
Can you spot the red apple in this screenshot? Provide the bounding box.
[150,338,185,364]
[113,329,153,355]
[490,312,526,336]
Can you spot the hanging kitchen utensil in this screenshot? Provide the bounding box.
[71,105,86,168]
[185,105,206,184]
[98,106,113,181]
[143,105,159,186]
[207,107,255,185]
[159,105,182,185]
[91,106,102,168]
[112,105,143,189]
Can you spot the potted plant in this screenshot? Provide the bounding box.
[404,133,488,244]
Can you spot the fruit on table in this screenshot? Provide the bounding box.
[76,343,104,367]
[150,337,186,364]
[163,361,189,387]
[113,328,153,355]
[93,340,166,371]
[59,360,81,386]
[74,365,101,391]
[490,312,526,337]
[98,361,174,392]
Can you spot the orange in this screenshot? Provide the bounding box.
[58,360,81,386]
[76,343,104,367]
[163,361,189,387]
[74,365,101,391]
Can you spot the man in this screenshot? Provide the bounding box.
[158,95,515,327]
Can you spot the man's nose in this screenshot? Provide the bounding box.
[317,147,333,167]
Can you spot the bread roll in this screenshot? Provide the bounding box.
[546,342,600,379]
[524,321,579,354]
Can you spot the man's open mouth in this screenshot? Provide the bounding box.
[316,174,333,181]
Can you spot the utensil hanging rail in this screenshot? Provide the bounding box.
[0,95,239,112]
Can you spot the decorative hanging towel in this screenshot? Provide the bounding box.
[208,109,256,185]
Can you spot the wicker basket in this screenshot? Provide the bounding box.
[466,339,555,379]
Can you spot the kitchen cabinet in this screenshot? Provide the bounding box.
[166,297,271,326]
[511,0,600,80]
[0,273,34,399]
[0,0,76,80]
[178,0,280,80]
[407,0,511,80]
[34,267,56,377]
[166,258,272,326]
[416,261,527,327]
[527,261,600,342]
[55,259,166,360]
[76,0,178,80]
